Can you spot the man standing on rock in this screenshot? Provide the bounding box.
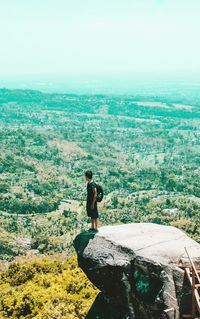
[85,170,99,232]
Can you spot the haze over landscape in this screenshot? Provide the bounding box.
[0,0,200,93]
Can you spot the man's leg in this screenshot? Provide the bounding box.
[94,218,99,231]
[91,219,95,229]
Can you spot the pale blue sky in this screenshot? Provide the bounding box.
[0,0,200,78]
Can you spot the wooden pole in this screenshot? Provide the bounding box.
[185,247,200,284]
[192,268,195,319]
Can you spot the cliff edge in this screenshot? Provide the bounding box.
[74,223,200,319]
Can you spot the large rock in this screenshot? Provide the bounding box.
[74,223,200,319]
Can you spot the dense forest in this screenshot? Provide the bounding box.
[1,88,200,318]
[0,256,98,319]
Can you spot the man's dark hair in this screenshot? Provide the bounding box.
[85,170,93,179]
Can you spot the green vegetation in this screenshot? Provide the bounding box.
[1,89,200,260]
[0,256,98,319]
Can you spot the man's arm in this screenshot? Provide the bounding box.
[91,187,97,209]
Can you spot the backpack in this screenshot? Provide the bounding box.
[96,184,104,202]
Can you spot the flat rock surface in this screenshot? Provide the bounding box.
[91,223,200,264]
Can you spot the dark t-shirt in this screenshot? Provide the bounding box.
[87,181,97,204]
[86,181,98,218]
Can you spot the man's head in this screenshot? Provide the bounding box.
[85,170,93,182]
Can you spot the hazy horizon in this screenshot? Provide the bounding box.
[1,0,200,89]
[1,72,200,95]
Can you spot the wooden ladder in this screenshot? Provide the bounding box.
[182,248,200,319]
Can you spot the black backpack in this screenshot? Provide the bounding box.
[96,184,104,202]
